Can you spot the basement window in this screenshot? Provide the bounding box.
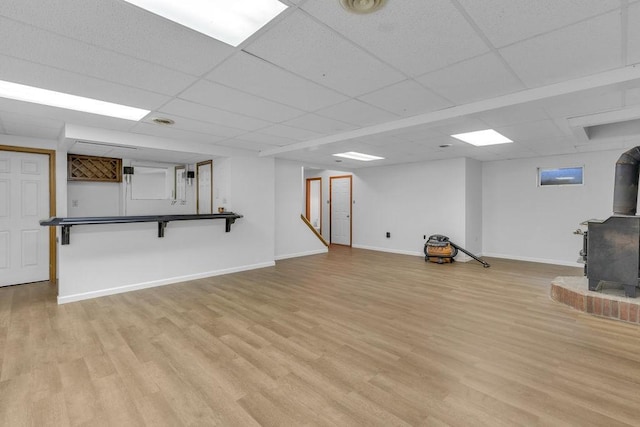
[538,166,583,187]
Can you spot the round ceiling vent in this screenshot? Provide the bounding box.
[151,117,175,125]
[340,0,386,14]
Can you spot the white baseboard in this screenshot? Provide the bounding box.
[275,248,328,261]
[57,261,276,305]
[351,245,576,267]
[352,244,423,257]
[482,252,582,267]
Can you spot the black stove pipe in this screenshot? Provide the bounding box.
[613,146,640,215]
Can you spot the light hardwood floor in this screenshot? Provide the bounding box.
[1,246,640,426]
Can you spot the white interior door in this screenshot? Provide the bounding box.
[197,161,212,214]
[0,151,50,286]
[331,176,351,246]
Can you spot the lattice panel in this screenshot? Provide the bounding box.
[67,154,122,182]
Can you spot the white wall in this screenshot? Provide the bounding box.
[214,157,231,212]
[309,180,321,230]
[352,158,468,256]
[67,160,198,217]
[58,155,276,303]
[464,158,483,256]
[67,182,120,216]
[275,159,328,259]
[482,149,620,266]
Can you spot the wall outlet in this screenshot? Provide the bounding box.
[423,235,426,239]
[72,200,79,208]
[386,232,390,238]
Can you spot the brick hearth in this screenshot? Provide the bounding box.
[551,276,640,324]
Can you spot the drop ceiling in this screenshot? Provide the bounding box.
[0,0,639,168]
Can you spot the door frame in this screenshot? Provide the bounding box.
[0,144,57,283]
[305,177,322,235]
[329,175,352,247]
[196,160,213,214]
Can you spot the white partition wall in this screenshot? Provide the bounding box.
[57,156,276,303]
[275,159,327,260]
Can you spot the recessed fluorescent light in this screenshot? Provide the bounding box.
[450,129,513,146]
[333,152,384,161]
[123,0,288,47]
[0,80,149,121]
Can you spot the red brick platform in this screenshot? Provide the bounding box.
[551,276,640,324]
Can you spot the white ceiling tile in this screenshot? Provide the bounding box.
[542,86,624,118]
[258,124,322,141]
[215,139,268,152]
[315,100,399,127]
[140,115,245,139]
[362,139,438,156]
[499,12,623,88]
[0,0,633,165]
[0,0,234,76]
[626,86,640,107]
[417,53,526,104]
[282,113,356,134]
[428,117,491,137]
[628,3,640,65]
[383,125,444,143]
[495,120,568,143]
[0,17,196,96]
[528,142,579,156]
[470,104,550,128]
[179,80,305,123]
[301,0,489,76]
[158,99,271,132]
[244,10,405,97]
[0,55,170,111]
[348,133,413,147]
[130,123,225,145]
[0,98,137,133]
[457,0,620,48]
[358,80,453,116]
[239,132,298,146]
[206,52,348,111]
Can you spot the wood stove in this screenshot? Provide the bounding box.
[582,146,640,298]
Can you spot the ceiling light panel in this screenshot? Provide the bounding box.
[333,151,385,161]
[0,80,149,120]
[122,0,288,47]
[451,129,513,146]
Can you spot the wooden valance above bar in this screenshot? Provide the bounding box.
[40,213,243,245]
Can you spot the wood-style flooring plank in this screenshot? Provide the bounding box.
[1,246,639,426]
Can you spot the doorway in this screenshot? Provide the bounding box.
[196,160,213,214]
[330,175,352,246]
[0,145,56,286]
[305,177,322,235]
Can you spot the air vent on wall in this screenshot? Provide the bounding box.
[74,140,138,151]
